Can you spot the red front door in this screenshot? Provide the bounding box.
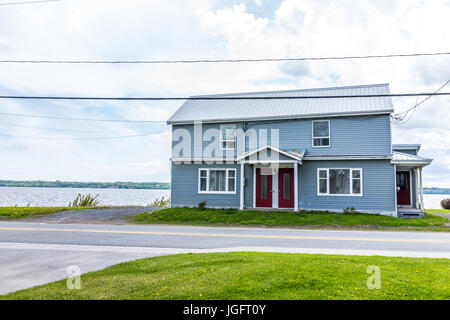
[396,171,411,205]
[256,168,272,207]
[278,168,294,208]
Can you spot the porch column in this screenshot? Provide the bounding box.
[240,163,244,210]
[294,162,298,212]
[415,168,420,209]
[253,165,256,208]
[419,167,424,210]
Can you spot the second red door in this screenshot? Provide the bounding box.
[278,168,294,208]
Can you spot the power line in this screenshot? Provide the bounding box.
[0,0,60,6]
[0,120,164,133]
[0,131,167,140]
[0,111,166,122]
[1,52,450,64]
[392,80,450,125]
[401,80,450,116]
[0,92,450,101]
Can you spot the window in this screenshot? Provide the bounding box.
[228,170,235,192]
[198,168,236,193]
[352,170,361,194]
[283,173,291,200]
[318,169,328,194]
[221,125,236,150]
[317,168,362,196]
[199,169,207,191]
[209,170,226,191]
[261,175,268,199]
[312,120,330,147]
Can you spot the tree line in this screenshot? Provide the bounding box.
[0,180,170,190]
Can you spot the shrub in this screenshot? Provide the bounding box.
[198,201,206,211]
[149,196,171,208]
[343,206,357,214]
[69,194,99,207]
[440,198,450,209]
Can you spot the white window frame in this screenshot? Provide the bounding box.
[220,124,236,151]
[198,168,237,194]
[312,120,330,148]
[316,168,363,196]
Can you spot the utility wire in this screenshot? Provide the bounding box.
[401,80,450,116]
[0,0,60,6]
[0,131,167,140]
[1,52,450,63]
[0,120,164,133]
[392,80,450,125]
[0,92,450,100]
[0,111,166,122]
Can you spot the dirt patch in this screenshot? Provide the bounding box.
[21,207,160,224]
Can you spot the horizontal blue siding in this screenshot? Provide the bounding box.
[171,163,241,208]
[172,114,392,158]
[244,164,253,208]
[172,123,244,158]
[247,115,391,155]
[299,160,396,213]
[171,160,396,214]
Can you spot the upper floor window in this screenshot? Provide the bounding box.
[221,124,236,150]
[312,120,330,147]
[317,168,362,196]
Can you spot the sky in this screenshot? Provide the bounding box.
[0,0,449,187]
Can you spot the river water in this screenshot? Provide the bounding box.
[0,187,171,207]
[0,187,448,209]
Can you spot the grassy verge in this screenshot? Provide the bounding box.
[0,207,91,219]
[132,208,449,231]
[2,252,448,300]
[427,209,450,214]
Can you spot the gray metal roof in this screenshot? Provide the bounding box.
[391,151,432,165]
[167,83,394,124]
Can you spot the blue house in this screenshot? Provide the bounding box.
[167,84,432,217]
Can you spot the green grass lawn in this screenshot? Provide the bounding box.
[427,209,450,214]
[132,208,448,231]
[2,252,449,300]
[0,207,88,219]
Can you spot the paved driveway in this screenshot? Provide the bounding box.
[22,207,158,224]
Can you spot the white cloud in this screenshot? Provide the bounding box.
[0,0,449,187]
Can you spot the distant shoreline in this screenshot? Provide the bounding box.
[0,180,170,190]
[0,180,448,194]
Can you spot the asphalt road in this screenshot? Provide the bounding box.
[0,221,449,295]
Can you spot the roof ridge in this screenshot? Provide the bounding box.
[191,83,390,97]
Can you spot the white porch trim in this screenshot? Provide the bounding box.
[294,162,298,212]
[419,167,424,210]
[236,145,304,162]
[239,163,244,210]
[252,165,256,209]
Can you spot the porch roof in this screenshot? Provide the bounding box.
[237,145,305,163]
[391,151,432,166]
